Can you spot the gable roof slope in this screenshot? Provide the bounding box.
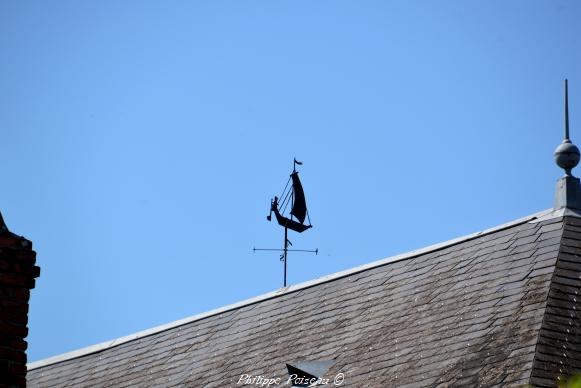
[27,212,581,387]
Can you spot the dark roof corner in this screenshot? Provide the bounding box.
[0,211,33,248]
[286,360,335,386]
[0,211,10,235]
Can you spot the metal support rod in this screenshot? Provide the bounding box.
[283,227,288,287]
[253,248,318,253]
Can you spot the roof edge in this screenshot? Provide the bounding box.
[28,208,556,371]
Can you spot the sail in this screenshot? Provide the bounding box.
[290,172,307,224]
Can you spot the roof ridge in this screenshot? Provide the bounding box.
[27,208,555,371]
[523,216,566,386]
[529,216,581,386]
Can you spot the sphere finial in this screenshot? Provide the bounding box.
[554,79,580,176]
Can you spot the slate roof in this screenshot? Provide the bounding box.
[27,209,581,387]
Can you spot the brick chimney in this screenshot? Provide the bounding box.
[0,213,40,387]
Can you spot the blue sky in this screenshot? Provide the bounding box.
[1,1,580,362]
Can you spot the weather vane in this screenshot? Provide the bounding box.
[254,159,317,287]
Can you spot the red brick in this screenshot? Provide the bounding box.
[0,273,31,288]
[0,348,25,363]
[2,374,26,387]
[0,300,28,313]
[0,307,28,318]
[13,250,36,261]
[30,265,40,278]
[0,338,26,351]
[0,236,19,248]
[9,339,27,351]
[12,289,29,300]
[0,336,16,347]
[10,262,38,275]
[9,363,26,376]
[0,323,27,338]
[1,312,28,325]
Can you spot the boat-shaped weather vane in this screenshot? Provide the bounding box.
[254,159,318,287]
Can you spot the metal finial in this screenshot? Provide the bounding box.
[554,79,580,176]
